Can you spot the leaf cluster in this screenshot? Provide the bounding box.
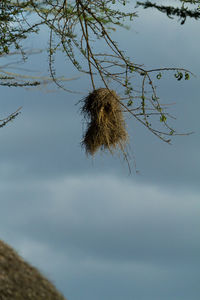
[0,1,40,56]
[137,0,200,24]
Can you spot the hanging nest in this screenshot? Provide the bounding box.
[81,88,128,155]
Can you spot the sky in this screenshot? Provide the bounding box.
[0,2,200,300]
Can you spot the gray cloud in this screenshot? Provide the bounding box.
[1,176,199,257]
[1,175,199,300]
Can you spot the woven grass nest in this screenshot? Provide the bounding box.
[81,88,128,155]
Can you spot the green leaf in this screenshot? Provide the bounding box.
[129,65,135,73]
[152,95,159,101]
[156,72,162,79]
[185,72,190,80]
[127,100,133,106]
[174,71,183,81]
[160,114,167,122]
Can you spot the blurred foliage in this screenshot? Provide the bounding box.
[137,0,200,24]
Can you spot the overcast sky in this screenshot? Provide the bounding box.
[0,2,200,300]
